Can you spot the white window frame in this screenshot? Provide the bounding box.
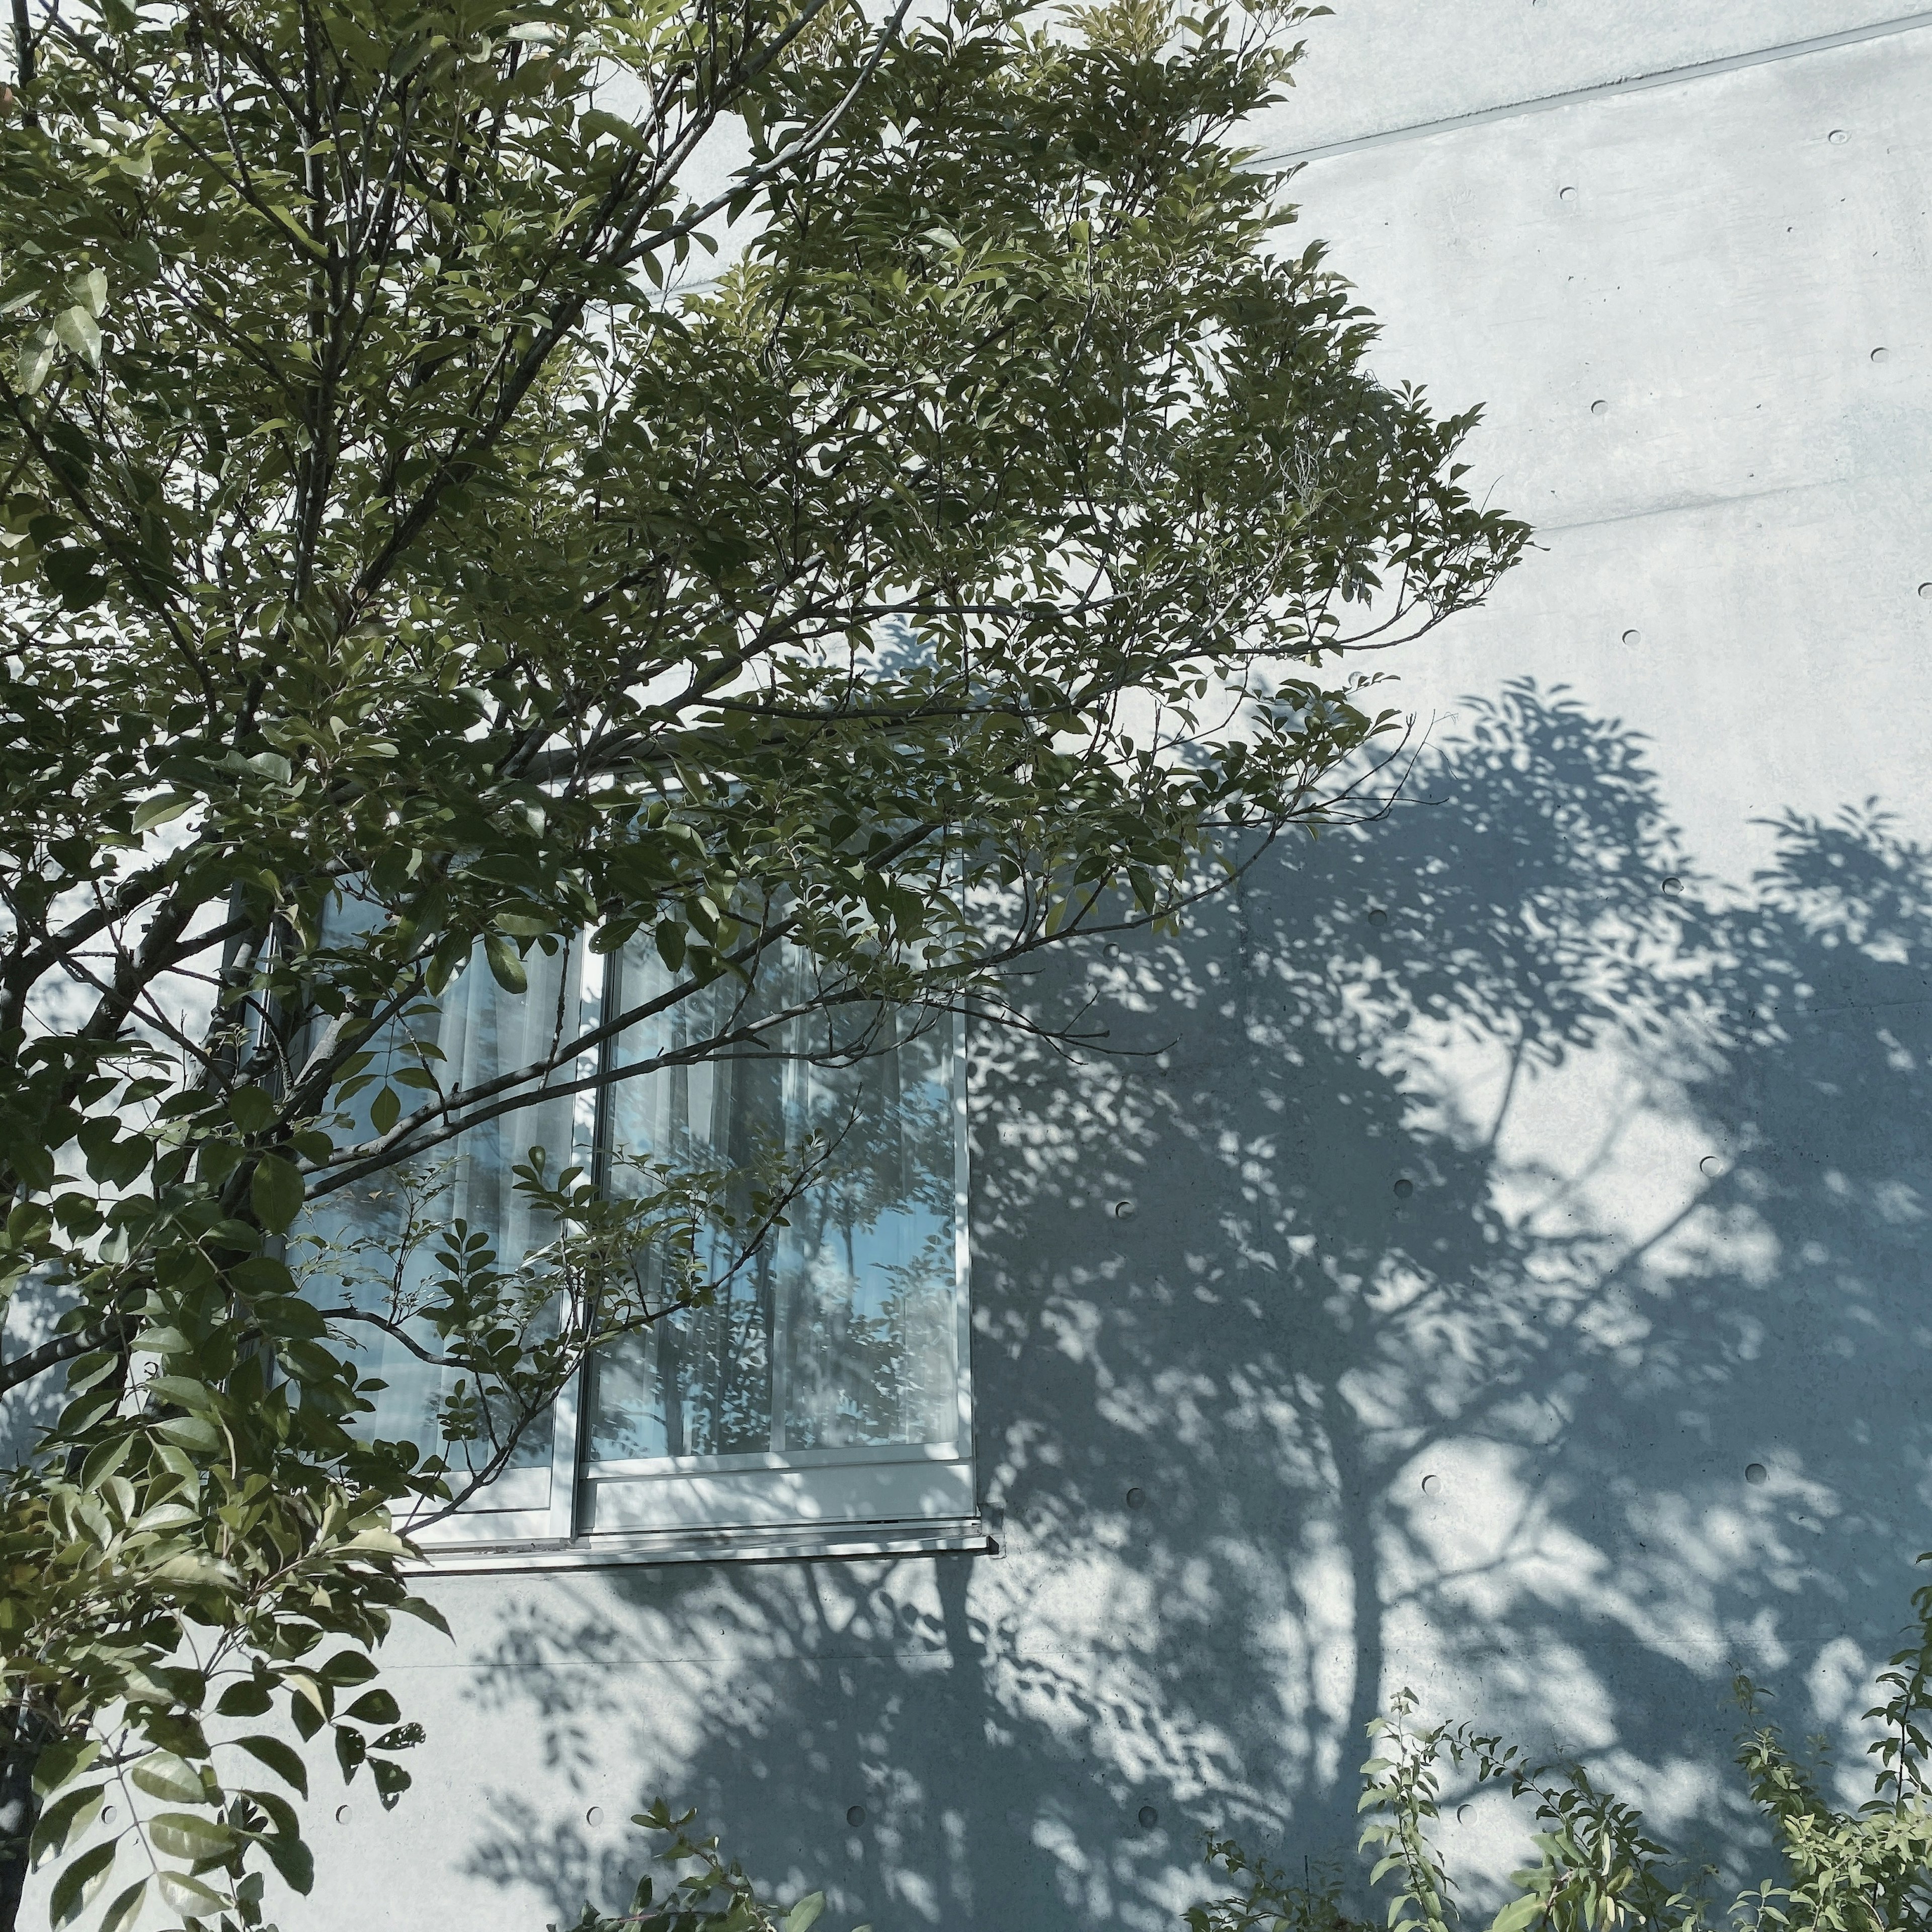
[403,995,982,1572]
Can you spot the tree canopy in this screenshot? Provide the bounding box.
[0,0,1525,1924]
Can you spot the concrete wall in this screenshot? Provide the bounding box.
[313,10,1932,1927]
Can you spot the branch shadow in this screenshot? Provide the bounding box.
[445,680,1932,1929]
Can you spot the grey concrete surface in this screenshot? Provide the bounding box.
[84,11,1932,1930]
[1253,4,1924,157]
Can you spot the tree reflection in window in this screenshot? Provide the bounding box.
[588,944,959,1465]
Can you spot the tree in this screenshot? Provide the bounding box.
[0,0,1527,1923]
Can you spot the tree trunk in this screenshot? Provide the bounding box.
[6,0,35,131]
[0,1705,44,1932]
[7,0,30,87]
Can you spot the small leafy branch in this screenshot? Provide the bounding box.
[559,1801,869,1932]
[1182,1835,1364,1931]
[11,1462,442,1932]
[1341,1557,1932,1931]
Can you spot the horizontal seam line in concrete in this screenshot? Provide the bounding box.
[1523,473,1855,538]
[1255,11,1932,168]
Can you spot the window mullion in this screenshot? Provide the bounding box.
[556,937,618,1537]
[769,1018,800,1458]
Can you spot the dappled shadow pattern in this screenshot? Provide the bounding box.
[449,682,1932,1930]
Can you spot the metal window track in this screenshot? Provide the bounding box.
[410,1518,997,1576]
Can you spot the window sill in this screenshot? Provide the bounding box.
[407,1516,998,1576]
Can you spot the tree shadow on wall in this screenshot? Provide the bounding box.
[453,681,1932,1931]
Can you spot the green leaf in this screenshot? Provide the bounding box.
[369,1755,411,1808]
[49,1839,115,1928]
[483,931,527,994]
[244,1788,298,1842]
[344,1688,400,1727]
[130,1326,192,1356]
[493,910,551,938]
[97,1878,147,1932]
[152,1550,237,1591]
[75,268,108,316]
[215,1678,274,1718]
[396,1595,452,1638]
[286,1671,330,1735]
[259,1829,315,1896]
[131,791,194,832]
[152,1414,222,1455]
[155,1871,230,1919]
[140,1713,209,1762]
[77,1433,135,1491]
[144,1375,217,1412]
[263,201,327,258]
[339,1522,409,1556]
[146,1810,236,1862]
[229,1254,299,1295]
[29,1784,104,1868]
[128,1502,196,1536]
[579,107,646,148]
[232,1734,308,1797]
[227,1086,279,1135]
[129,1750,204,1805]
[33,1739,102,1799]
[1488,1897,1545,1932]
[18,327,57,394]
[251,1155,304,1233]
[784,1891,826,1932]
[368,1084,400,1136]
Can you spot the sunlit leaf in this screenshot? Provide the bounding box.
[155,1871,230,1918]
[29,1785,104,1869]
[96,1878,147,1932]
[146,1811,236,1862]
[129,1750,204,1806]
[49,1839,115,1928]
[131,791,193,832]
[17,325,60,393]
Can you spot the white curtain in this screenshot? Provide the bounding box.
[299,896,586,1483]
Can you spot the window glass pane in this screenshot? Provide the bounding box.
[587,946,958,1465]
[295,896,587,1500]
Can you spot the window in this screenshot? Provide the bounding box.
[296,914,977,1567]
